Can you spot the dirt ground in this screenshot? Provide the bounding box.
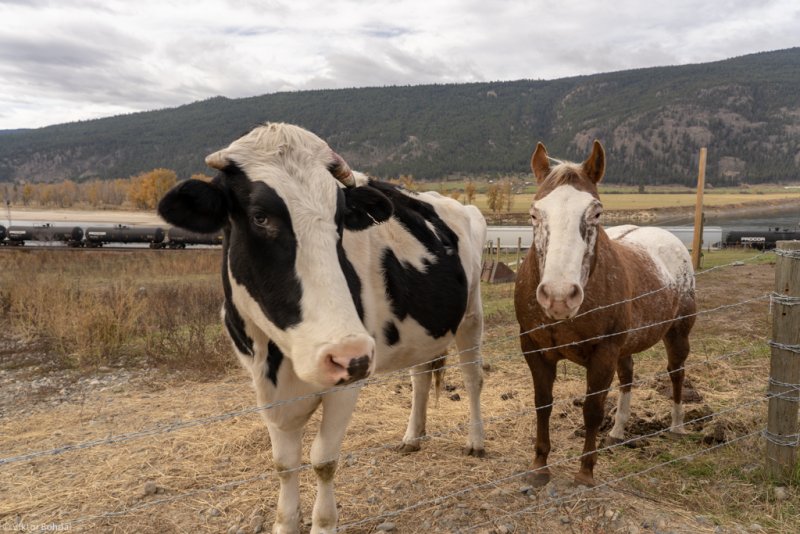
[0,258,796,533]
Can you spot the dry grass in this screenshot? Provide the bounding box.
[0,249,798,533]
[0,249,231,372]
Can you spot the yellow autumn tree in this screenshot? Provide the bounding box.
[464,181,476,205]
[128,168,177,210]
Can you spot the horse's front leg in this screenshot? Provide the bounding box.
[576,350,617,487]
[522,336,557,486]
[309,386,360,534]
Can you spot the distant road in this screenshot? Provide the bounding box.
[487,225,724,250]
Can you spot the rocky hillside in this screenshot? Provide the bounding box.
[1,48,799,186]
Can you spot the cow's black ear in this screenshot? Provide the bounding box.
[343,186,393,231]
[158,179,228,233]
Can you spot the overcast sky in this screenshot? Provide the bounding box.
[1,0,798,130]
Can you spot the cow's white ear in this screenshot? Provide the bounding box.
[205,150,230,170]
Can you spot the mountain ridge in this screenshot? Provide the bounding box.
[1,47,799,186]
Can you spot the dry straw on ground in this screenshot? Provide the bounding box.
[0,249,797,533]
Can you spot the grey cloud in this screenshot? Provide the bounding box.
[362,26,412,39]
[305,45,481,90]
[221,25,281,37]
[0,36,113,68]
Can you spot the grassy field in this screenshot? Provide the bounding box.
[0,247,797,533]
[468,191,800,215]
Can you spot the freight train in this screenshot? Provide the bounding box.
[3,222,797,250]
[721,227,800,249]
[0,224,223,248]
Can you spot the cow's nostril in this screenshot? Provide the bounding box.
[347,355,371,381]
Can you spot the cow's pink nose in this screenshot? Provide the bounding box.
[319,336,374,385]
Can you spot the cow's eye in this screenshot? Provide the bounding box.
[253,215,269,228]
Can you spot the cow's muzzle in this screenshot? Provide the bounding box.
[319,335,375,386]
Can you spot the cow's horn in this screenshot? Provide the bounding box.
[329,151,355,187]
[205,150,229,170]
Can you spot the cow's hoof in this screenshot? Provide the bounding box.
[464,446,486,458]
[396,442,421,454]
[573,472,596,487]
[524,470,551,487]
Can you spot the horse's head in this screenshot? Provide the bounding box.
[528,140,606,320]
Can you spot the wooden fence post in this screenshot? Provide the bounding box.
[766,240,800,481]
[691,147,707,270]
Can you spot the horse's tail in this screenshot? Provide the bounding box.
[432,356,446,407]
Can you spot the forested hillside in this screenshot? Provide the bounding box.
[1,48,799,186]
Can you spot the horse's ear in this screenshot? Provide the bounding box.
[582,140,605,184]
[531,142,550,184]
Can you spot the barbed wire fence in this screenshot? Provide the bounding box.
[0,247,793,532]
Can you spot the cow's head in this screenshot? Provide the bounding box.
[158,123,393,387]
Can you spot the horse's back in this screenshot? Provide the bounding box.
[606,225,694,294]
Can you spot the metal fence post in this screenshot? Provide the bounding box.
[766,240,800,481]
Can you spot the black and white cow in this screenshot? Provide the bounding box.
[157,123,486,534]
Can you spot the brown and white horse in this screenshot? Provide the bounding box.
[514,140,696,487]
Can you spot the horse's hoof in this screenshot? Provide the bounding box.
[666,429,689,440]
[524,470,551,487]
[573,472,596,487]
[396,442,421,454]
[464,446,486,458]
[602,435,625,447]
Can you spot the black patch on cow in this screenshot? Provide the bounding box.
[371,181,468,339]
[220,238,254,357]
[341,186,393,230]
[224,167,303,330]
[383,321,400,346]
[266,340,284,386]
[223,300,253,357]
[335,190,364,320]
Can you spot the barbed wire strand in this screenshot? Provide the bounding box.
[466,428,763,532]
[0,284,770,468]
[335,386,789,532]
[0,289,767,468]
[60,377,781,531]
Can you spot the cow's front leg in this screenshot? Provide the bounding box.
[266,422,306,534]
[399,362,434,453]
[309,386,360,534]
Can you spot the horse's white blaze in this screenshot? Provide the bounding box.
[535,185,596,301]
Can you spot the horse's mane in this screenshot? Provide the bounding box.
[537,162,599,198]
